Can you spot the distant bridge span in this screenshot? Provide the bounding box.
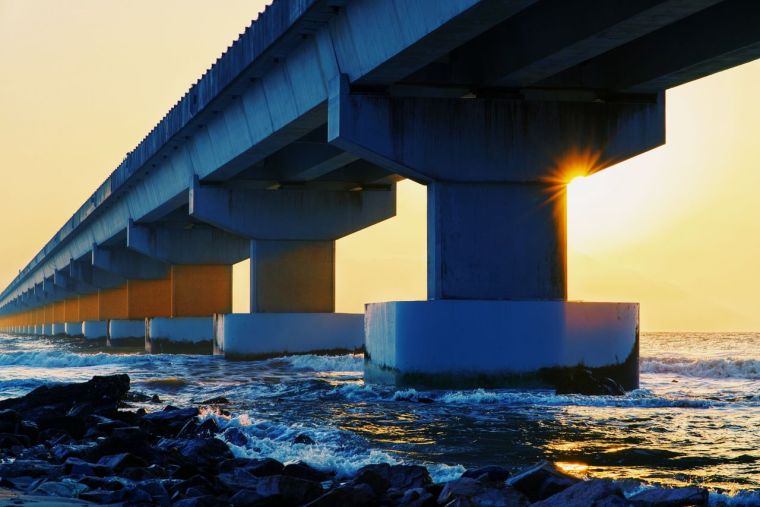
[2,0,759,387]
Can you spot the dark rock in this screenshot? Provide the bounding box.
[507,461,581,502]
[78,475,125,491]
[218,468,261,490]
[229,489,264,506]
[293,433,315,445]
[137,479,170,503]
[63,457,105,476]
[200,396,230,405]
[0,459,63,479]
[80,488,127,504]
[438,477,529,506]
[124,391,152,402]
[173,495,221,507]
[242,458,284,477]
[305,483,376,506]
[163,437,233,467]
[396,487,437,507]
[0,409,21,433]
[33,480,88,498]
[86,426,156,462]
[141,406,199,437]
[0,375,130,421]
[354,463,432,495]
[36,415,87,439]
[97,452,148,472]
[177,417,220,439]
[282,462,332,482]
[223,427,248,447]
[0,432,30,449]
[554,368,626,396]
[462,465,511,483]
[629,486,709,506]
[255,474,323,505]
[532,479,624,507]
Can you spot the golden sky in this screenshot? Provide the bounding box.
[1,1,759,331]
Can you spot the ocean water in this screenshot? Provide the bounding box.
[0,332,758,503]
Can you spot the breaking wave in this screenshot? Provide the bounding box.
[0,350,154,368]
[641,356,760,379]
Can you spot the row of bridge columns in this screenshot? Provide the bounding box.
[0,81,666,388]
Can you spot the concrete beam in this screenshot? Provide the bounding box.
[329,76,665,183]
[540,0,760,93]
[189,179,395,240]
[92,244,170,280]
[70,259,124,290]
[127,221,249,265]
[404,0,721,88]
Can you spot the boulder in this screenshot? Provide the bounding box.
[396,487,438,507]
[353,463,432,495]
[531,479,624,507]
[462,465,511,483]
[507,461,580,502]
[282,462,332,482]
[96,452,148,473]
[164,437,233,467]
[141,407,199,437]
[255,475,323,505]
[438,477,529,506]
[305,483,377,506]
[223,427,248,447]
[0,375,130,421]
[629,486,709,506]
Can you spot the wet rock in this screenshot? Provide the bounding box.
[177,417,220,439]
[165,437,234,467]
[282,462,332,482]
[438,477,529,506]
[532,479,624,507]
[554,368,625,396]
[293,433,315,445]
[305,483,376,506]
[507,461,580,502]
[0,459,63,479]
[218,468,261,490]
[255,474,323,505]
[199,396,230,405]
[0,375,130,421]
[36,415,86,439]
[78,475,125,491]
[395,487,437,507]
[124,391,152,402]
[0,409,21,433]
[80,488,126,504]
[223,427,248,447]
[629,486,709,506]
[229,489,264,506]
[33,480,88,498]
[462,465,511,483]
[141,406,199,437]
[354,463,432,495]
[0,433,30,449]
[174,495,223,507]
[136,479,170,504]
[244,458,285,477]
[63,457,104,476]
[96,452,148,473]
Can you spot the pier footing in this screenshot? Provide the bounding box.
[108,320,145,347]
[64,322,83,338]
[51,323,65,336]
[364,301,639,389]
[214,313,363,359]
[83,321,108,340]
[146,317,214,354]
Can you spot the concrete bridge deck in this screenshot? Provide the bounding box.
[2,0,759,387]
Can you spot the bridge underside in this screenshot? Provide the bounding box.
[2,0,759,387]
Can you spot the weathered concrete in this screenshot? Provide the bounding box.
[214,313,363,359]
[365,301,639,389]
[51,323,66,336]
[146,317,214,354]
[64,322,83,338]
[107,320,145,347]
[82,320,108,340]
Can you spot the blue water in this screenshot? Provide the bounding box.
[0,332,758,503]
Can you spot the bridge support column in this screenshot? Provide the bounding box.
[190,180,391,359]
[329,78,665,389]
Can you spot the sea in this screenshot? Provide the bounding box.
[0,331,758,505]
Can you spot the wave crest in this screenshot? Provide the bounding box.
[0,351,150,368]
[641,357,760,379]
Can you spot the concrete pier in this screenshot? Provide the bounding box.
[82,320,108,340]
[214,313,363,360]
[64,322,83,338]
[51,323,65,336]
[146,317,214,354]
[107,320,145,347]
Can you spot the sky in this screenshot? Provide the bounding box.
[1,1,759,331]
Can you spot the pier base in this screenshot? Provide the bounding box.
[51,323,65,336]
[146,317,214,354]
[108,320,145,347]
[364,301,639,389]
[214,313,363,359]
[64,322,83,338]
[82,320,108,340]
[42,324,52,336]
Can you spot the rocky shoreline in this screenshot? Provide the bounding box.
[0,374,737,506]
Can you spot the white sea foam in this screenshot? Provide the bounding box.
[438,388,716,409]
[641,356,760,379]
[209,413,398,478]
[0,351,152,368]
[709,490,760,506]
[325,382,381,400]
[277,353,364,373]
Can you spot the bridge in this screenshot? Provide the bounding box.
[1,0,759,388]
